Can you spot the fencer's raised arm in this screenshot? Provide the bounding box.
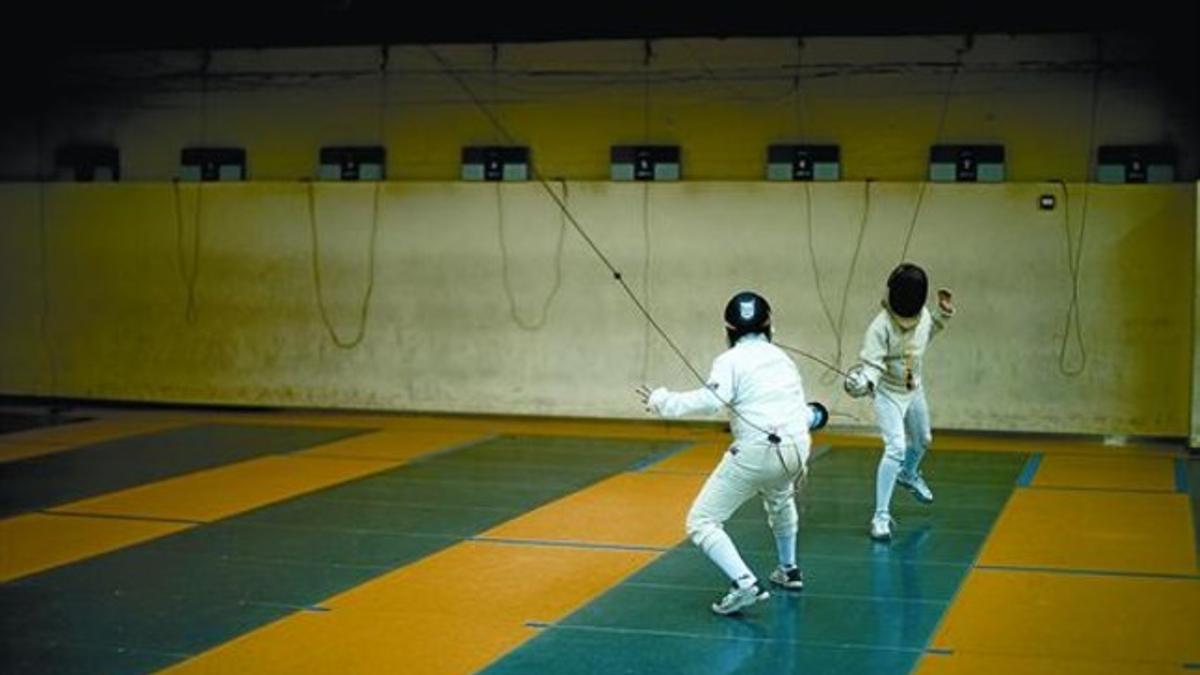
[646,354,735,418]
[930,288,956,338]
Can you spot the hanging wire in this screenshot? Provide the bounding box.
[307,179,382,349]
[899,39,967,262]
[425,44,832,444]
[1055,38,1101,377]
[497,179,569,331]
[640,39,654,382]
[305,46,390,349]
[172,179,203,323]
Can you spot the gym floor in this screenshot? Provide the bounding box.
[1,406,1196,674]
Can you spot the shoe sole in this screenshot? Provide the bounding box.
[770,579,804,590]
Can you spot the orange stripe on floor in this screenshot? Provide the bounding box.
[1030,454,1178,492]
[641,439,727,475]
[199,410,719,443]
[977,488,1197,575]
[162,440,713,674]
[160,540,655,675]
[51,455,399,523]
[296,429,482,462]
[1,430,486,582]
[0,513,189,582]
[0,418,186,463]
[930,433,1185,458]
[917,569,1200,673]
[483,470,706,549]
[917,434,1199,675]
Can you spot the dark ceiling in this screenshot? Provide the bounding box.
[12,2,1198,50]
[4,2,1193,111]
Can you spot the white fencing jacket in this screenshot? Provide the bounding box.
[858,302,954,397]
[647,334,814,451]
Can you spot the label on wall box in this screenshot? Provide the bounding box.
[180,147,246,182]
[767,144,841,181]
[1097,145,1176,184]
[461,146,530,182]
[54,144,120,182]
[611,145,680,181]
[318,146,386,181]
[929,145,1005,183]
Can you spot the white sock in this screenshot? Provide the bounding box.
[775,532,797,569]
[698,528,755,588]
[875,455,901,517]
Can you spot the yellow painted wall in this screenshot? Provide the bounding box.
[1193,182,1200,448]
[0,181,1193,435]
[0,36,1195,435]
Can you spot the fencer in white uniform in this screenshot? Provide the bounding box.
[844,263,955,541]
[638,291,827,616]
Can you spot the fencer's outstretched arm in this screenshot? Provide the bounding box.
[638,355,734,418]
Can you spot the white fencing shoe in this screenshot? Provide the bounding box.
[711,581,770,615]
